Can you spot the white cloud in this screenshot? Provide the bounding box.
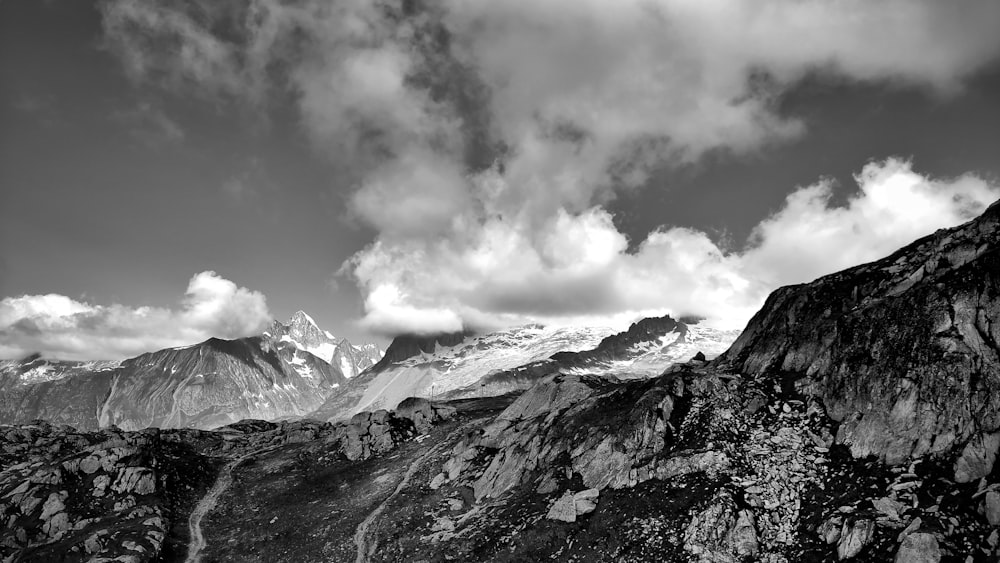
[0,271,272,361]
[742,158,1000,286]
[99,1,1000,335]
[346,159,999,334]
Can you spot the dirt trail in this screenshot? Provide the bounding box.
[185,446,279,563]
[353,424,471,563]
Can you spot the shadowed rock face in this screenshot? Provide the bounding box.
[717,200,1000,471]
[371,332,470,370]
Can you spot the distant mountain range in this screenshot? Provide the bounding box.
[0,312,383,430]
[0,310,737,431]
[308,317,739,423]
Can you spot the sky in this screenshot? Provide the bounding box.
[1,0,1000,361]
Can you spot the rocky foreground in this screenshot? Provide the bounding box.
[2,201,998,562]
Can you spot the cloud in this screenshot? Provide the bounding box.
[98,0,1000,335]
[0,271,272,361]
[741,158,1000,286]
[346,159,999,334]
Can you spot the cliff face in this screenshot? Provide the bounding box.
[717,200,1000,470]
[370,332,470,370]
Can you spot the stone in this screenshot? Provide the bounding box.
[79,455,102,474]
[431,517,455,532]
[872,497,906,521]
[955,432,1000,483]
[40,491,67,521]
[897,517,922,543]
[84,531,107,554]
[683,490,758,561]
[429,472,447,490]
[573,488,599,516]
[92,474,111,497]
[837,519,874,560]
[984,491,1000,526]
[42,512,69,538]
[111,467,156,495]
[894,532,941,563]
[546,492,577,523]
[656,450,730,480]
[819,516,843,544]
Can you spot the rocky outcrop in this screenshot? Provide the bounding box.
[683,490,759,562]
[371,332,470,370]
[438,373,679,500]
[717,199,1000,472]
[544,488,599,522]
[895,532,941,563]
[394,397,457,434]
[333,398,457,461]
[0,423,209,562]
[338,410,417,461]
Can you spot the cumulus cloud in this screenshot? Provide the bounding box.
[0,271,272,361]
[99,0,1000,335]
[347,159,998,335]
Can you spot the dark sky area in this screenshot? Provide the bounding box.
[2,0,999,359]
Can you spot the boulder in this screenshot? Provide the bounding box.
[573,488,600,515]
[954,432,1000,483]
[546,492,577,522]
[894,532,941,563]
[985,491,1000,526]
[683,490,758,561]
[837,519,874,560]
[395,397,457,433]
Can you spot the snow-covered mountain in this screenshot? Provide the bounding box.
[0,354,121,385]
[308,324,616,422]
[450,316,739,398]
[265,310,383,378]
[308,315,740,423]
[0,311,381,430]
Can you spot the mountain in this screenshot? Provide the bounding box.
[4,202,999,562]
[716,197,1000,470]
[0,312,372,431]
[265,310,384,377]
[0,354,120,385]
[308,324,616,422]
[448,316,739,398]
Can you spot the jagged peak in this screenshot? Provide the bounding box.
[288,310,319,328]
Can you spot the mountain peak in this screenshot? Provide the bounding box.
[288,310,319,328]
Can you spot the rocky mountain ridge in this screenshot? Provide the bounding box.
[265,310,384,378]
[0,312,384,431]
[716,198,1000,473]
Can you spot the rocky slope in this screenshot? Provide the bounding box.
[716,198,1000,473]
[0,397,464,563]
[308,325,616,423]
